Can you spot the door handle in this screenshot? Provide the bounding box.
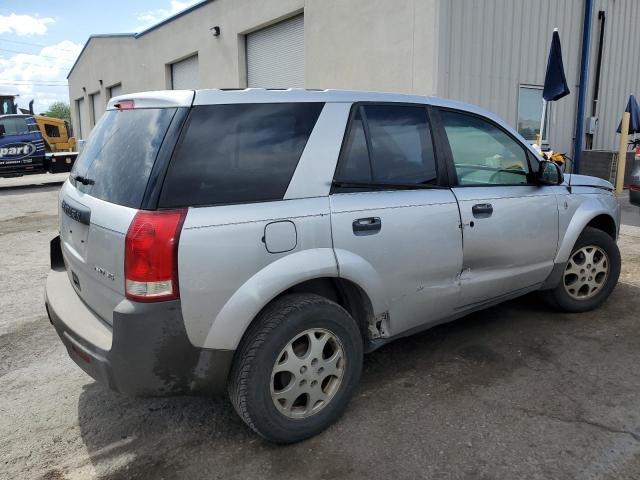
[471,203,493,218]
[353,217,381,235]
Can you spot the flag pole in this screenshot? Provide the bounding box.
[539,99,547,147]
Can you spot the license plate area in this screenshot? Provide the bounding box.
[60,197,91,260]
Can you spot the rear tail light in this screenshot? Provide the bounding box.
[630,184,640,192]
[124,209,187,302]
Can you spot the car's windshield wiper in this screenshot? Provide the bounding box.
[71,174,95,186]
[332,180,444,190]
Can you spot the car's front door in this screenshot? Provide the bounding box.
[330,104,463,337]
[437,108,560,308]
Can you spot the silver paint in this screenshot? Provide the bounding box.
[52,89,620,355]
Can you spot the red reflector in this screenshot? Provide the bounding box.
[71,344,91,364]
[115,99,135,110]
[630,185,640,192]
[124,209,187,302]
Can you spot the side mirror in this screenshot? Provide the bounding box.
[536,160,564,186]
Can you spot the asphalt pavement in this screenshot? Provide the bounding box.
[1,176,640,479]
[620,191,640,227]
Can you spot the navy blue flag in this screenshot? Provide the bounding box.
[617,94,640,134]
[543,31,570,101]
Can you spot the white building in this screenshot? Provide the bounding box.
[67,0,640,168]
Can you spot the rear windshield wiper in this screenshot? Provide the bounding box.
[71,174,95,186]
[332,180,445,190]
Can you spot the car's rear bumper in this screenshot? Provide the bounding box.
[45,238,234,396]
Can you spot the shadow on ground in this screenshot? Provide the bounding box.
[72,284,640,479]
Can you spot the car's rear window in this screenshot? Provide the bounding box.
[70,108,177,208]
[159,103,324,208]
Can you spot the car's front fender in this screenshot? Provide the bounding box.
[555,193,619,264]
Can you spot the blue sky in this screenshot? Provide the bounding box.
[0,0,199,112]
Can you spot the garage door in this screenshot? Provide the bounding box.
[247,15,304,88]
[109,84,122,99]
[76,98,85,139]
[171,55,199,89]
[91,92,102,125]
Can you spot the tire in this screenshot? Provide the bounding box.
[228,293,363,444]
[549,227,621,313]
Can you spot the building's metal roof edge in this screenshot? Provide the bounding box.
[134,0,213,38]
[67,0,213,80]
[66,34,136,79]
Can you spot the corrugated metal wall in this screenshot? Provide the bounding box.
[437,0,585,154]
[437,0,640,154]
[436,0,584,152]
[589,0,640,150]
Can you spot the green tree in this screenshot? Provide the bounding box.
[43,101,71,122]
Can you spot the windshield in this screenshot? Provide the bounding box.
[0,117,30,135]
[71,107,177,208]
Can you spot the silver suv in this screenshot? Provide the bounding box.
[45,89,621,443]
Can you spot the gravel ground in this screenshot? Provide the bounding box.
[1,176,640,480]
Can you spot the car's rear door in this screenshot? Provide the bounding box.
[435,107,560,308]
[330,103,462,337]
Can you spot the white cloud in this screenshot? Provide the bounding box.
[0,40,82,113]
[0,13,55,36]
[136,1,199,31]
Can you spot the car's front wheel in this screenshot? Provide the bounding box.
[549,227,621,312]
[228,293,363,443]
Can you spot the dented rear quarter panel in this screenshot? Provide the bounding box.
[178,197,338,350]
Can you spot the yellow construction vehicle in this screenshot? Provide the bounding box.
[33,115,77,152]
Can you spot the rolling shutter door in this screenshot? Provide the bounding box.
[76,97,87,140]
[91,92,102,125]
[109,84,123,99]
[246,15,304,88]
[171,55,199,89]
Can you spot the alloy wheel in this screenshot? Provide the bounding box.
[563,245,609,300]
[270,328,346,419]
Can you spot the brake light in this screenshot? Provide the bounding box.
[115,99,135,110]
[631,185,640,192]
[124,209,187,302]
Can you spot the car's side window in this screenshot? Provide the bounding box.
[334,104,437,188]
[336,109,371,182]
[441,110,530,186]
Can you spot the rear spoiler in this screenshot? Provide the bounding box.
[106,90,194,110]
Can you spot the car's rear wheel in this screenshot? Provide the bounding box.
[228,293,363,444]
[549,227,621,312]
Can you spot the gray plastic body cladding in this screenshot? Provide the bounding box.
[46,269,233,396]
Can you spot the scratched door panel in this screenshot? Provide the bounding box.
[330,189,463,337]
